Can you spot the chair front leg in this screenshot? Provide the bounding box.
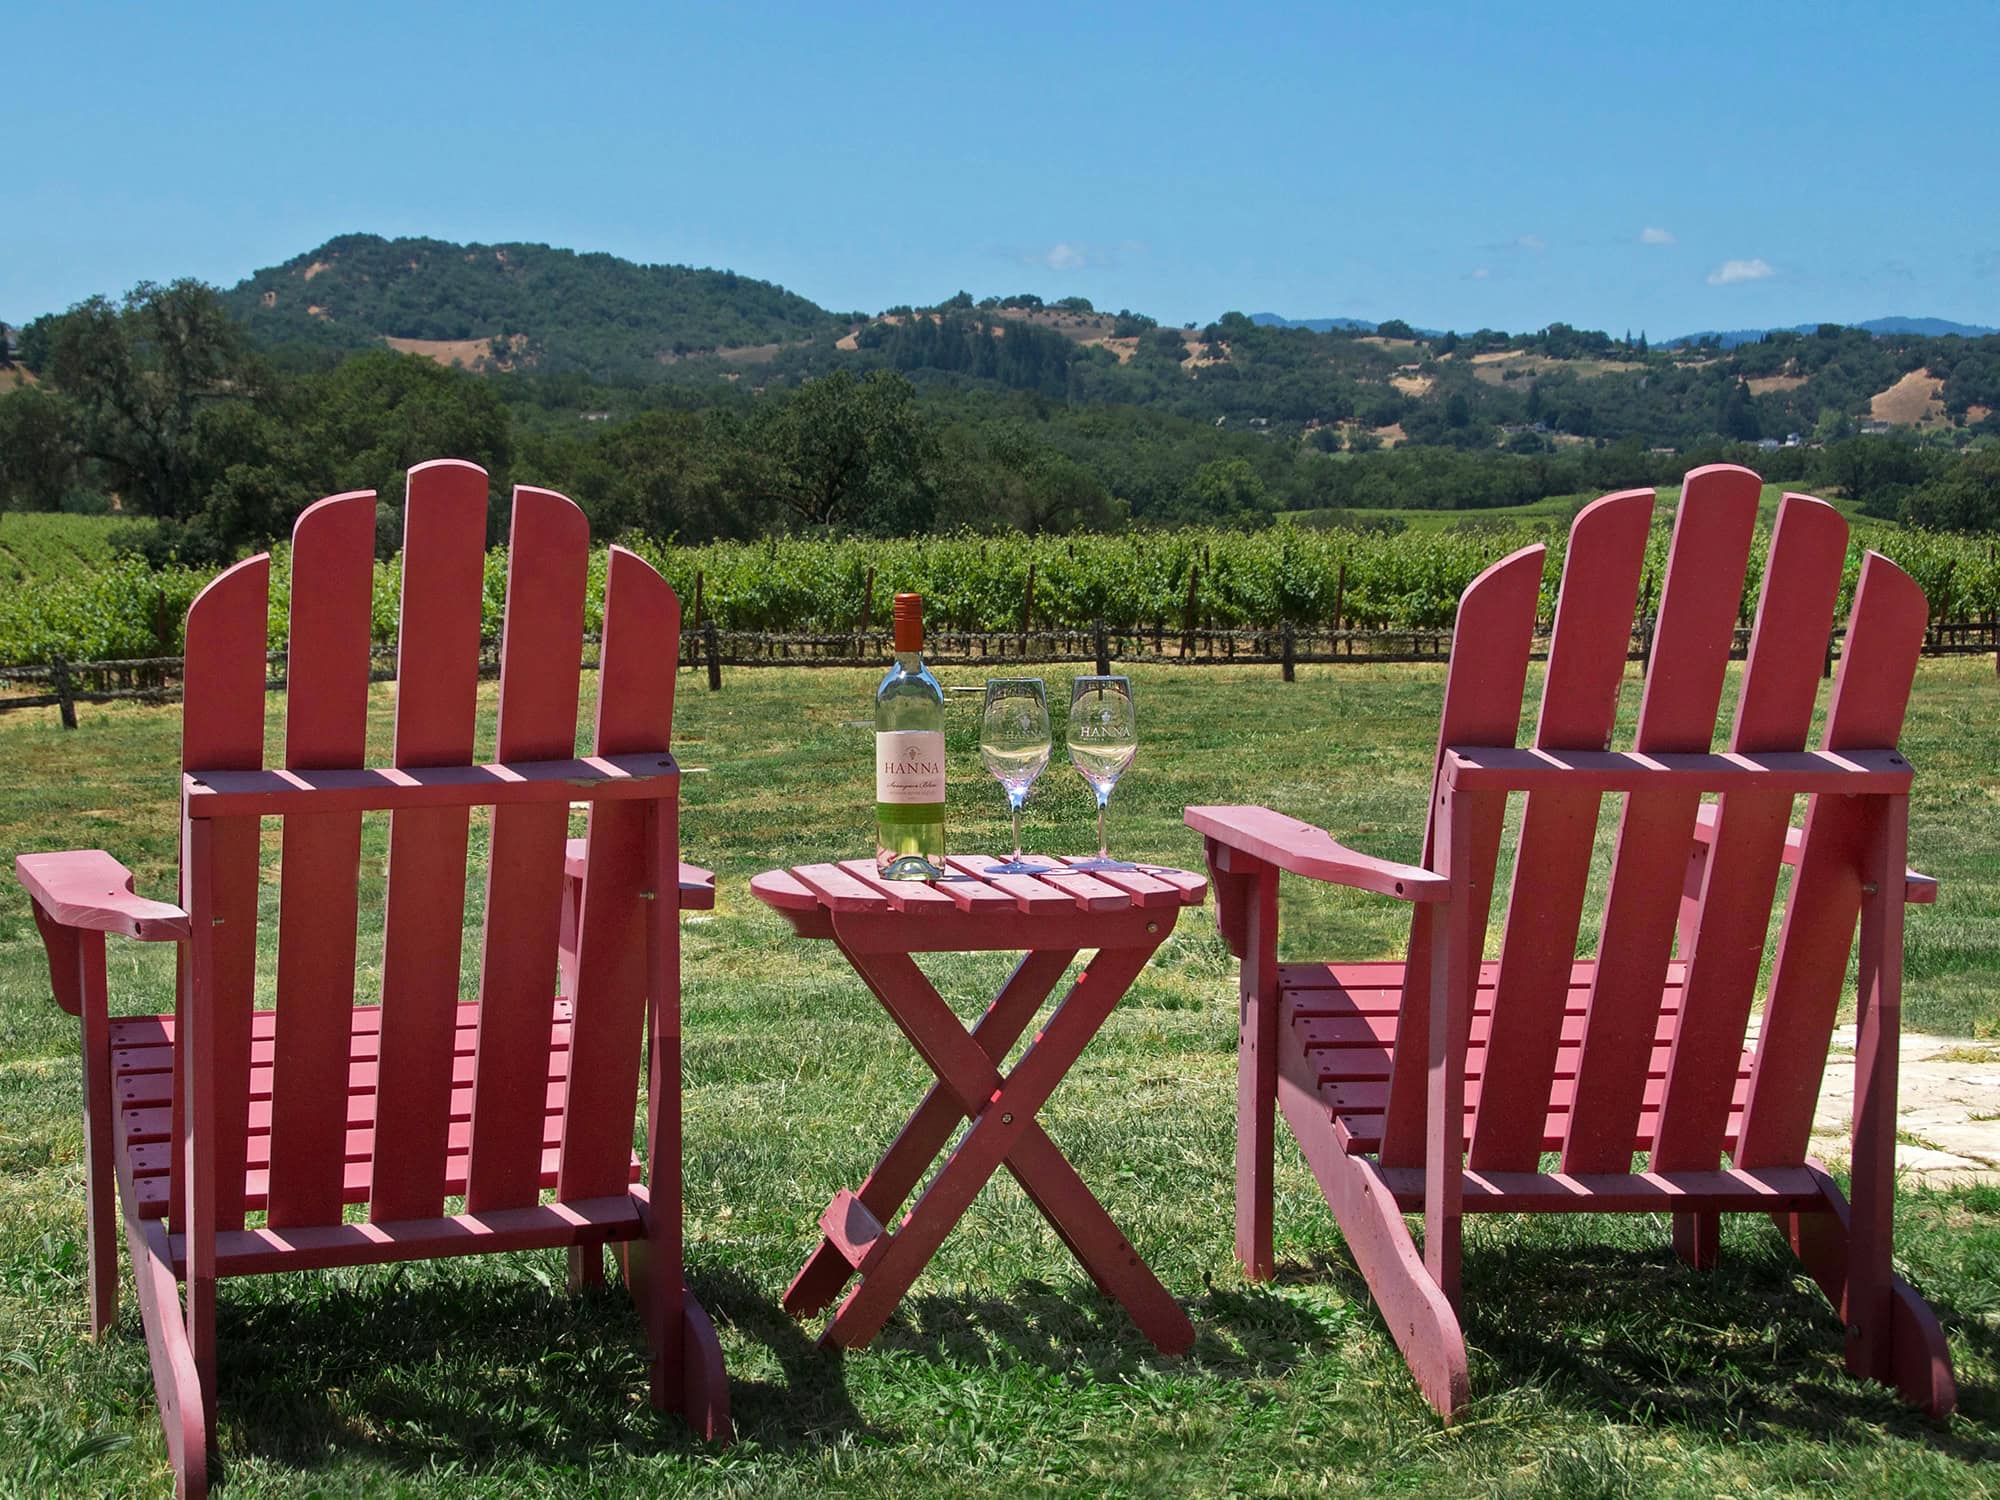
[73,928,119,1336]
[1424,786,1477,1311]
[1845,793,1907,1385]
[1233,859,1280,1280]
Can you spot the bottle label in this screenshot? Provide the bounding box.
[876,730,945,805]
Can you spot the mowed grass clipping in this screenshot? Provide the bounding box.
[0,658,1996,1497]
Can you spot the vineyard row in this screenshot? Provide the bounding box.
[3,523,1996,668]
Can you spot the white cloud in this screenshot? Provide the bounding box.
[1467,266,1491,280]
[1639,226,1675,245]
[1044,242,1087,272]
[1707,257,1774,286]
[1514,234,1546,252]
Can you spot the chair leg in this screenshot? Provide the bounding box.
[127,1217,210,1500]
[1671,1209,1719,1270]
[1234,865,1280,1280]
[567,1244,606,1291]
[1286,1095,1470,1420]
[1779,1169,1957,1418]
[77,936,118,1336]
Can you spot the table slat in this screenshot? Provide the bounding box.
[793,863,893,913]
[838,859,957,912]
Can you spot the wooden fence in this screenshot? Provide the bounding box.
[3,618,1996,726]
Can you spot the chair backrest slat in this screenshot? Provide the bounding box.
[464,486,590,1212]
[370,461,491,1221]
[559,546,682,1198]
[1469,491,1652,1170]
[179,555,272,1233]
[264,493,377,1229]
[1648,494,1847,1171]
[1735,552,1927,1168]
[1379,544,1541,1166]
[1562,466,1759,1171]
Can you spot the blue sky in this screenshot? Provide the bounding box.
[8,1,1996,337]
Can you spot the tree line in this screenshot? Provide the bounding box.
[4,280,1999,561]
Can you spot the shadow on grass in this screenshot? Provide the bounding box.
[211,1258,877,1482]
[831,1269,1344,1387]
[1295,1222,1999,1461]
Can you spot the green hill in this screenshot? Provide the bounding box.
[223,233,850,379]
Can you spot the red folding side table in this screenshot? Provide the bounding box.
[752,854,1206,1355]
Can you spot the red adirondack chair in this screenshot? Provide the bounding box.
[1188,465,1957,1421]
[16,461,729,1499]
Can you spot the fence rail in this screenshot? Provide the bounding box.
[3,618,1996,725]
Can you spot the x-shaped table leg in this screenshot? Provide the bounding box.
[802,935,1195,1354]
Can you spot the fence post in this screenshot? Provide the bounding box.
[1332,560,1347,658]
[1824,629,1836,681]
[1094,617,1110,676]
[1282,622,1296,682]
[52,655,78,730]
[704,622,722,692]
[691,569,704,629]
[1020,563,1036,650]
[1181,566,1200,658]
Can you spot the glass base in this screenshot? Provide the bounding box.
[986,857,1052,875]
[1068,857,1138,872]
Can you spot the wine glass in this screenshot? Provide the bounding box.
[1067,676,1137,872]
[979,678,1052,874]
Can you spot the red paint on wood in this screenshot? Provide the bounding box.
[1382,545,1542,1166]
[1651,492,1846,1173]
[266,492,376,1230]
[561,546,681,1200]
[372,460,489,1222]
[1473,489,1652,1170]
[1737,553,1930,1170]
[757,863,1201,1355]
[1195,478,1952,1422]
[1564,465,1759,1171]
[15,850,190,941]
[179,554,271,1237]
[467,487,589,1212]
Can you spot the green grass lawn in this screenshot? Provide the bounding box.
[1,659,1996,1496]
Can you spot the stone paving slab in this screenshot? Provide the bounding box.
[1805,1027,2000,1186]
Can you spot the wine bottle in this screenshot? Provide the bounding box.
[875,592,947,879]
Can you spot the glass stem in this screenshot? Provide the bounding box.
[1009,791,1025,860]
[1095,791,1110,862]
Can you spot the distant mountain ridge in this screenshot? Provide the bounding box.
[1661,316,1997,348]
[1248,312,1380,333]
[1253,311,1993,348]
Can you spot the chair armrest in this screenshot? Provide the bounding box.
[16,851,188,1018]
[563,837,716,910]
[1689,804,1936,904]
[15,850,191,940]
[1185,805,1446,902]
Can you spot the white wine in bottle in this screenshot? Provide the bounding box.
[875,592,946,879]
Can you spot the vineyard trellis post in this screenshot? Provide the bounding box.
[1332,561,1347,658]
[691,569,705,628]
[52,655,77,730]
[1181,567,1200,659]
[1282,622,1296,682]
[1094,618,1109,677]
[1020,564,1035,648]
[861,566,876,639]
[704,622,722,692]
